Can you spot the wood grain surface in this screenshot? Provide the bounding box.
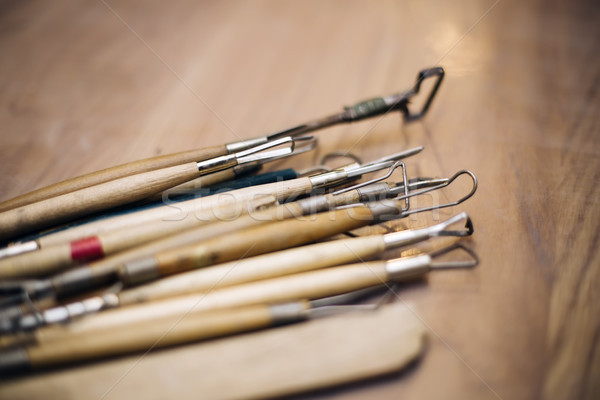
[0,1,598,399]
[0,304,427,400]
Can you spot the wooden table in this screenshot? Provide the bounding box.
[0,1,598,399]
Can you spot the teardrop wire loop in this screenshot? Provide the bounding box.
[264,67,445,142]
[397,170,478,217]
[334,169,477,220]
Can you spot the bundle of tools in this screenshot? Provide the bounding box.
[0,67,478,377]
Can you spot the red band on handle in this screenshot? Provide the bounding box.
[70,236,105,262]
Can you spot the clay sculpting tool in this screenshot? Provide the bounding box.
[0,67,443,213]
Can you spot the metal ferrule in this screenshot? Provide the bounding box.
[196,154,237,174]
[382,227,430,249]
[268,302,310,325]
[16,314,40,332]
[382,92,409,109]
[344,97,388,121]
[366,199,402,221]
[119,256,160,286]
[385,255,431,281]
[225,137,269,153]
[356,182,393,202]
[296,195,333,214]
[0,240,39,259]
[18,279,54,300]
[52,267,102,298]
[0,280,52,304]
[43,303,87,325]
[308,170,348,189]
[5,292,118,334]
[42,293,119,325]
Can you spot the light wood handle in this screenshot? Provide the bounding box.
[26,302,293,368]
[37,194,225,248]
[0,210,218,279]
[49,196,284,293]
[233,175,314,203]
[119,235,387,305]
[100,199,301,276]
[0,162,202,241]
[153,206,374,276]
[0,244,71,279]
[102,195,283,260]
[4,305,425,399]
[37,178,310,248]
[58,262,389,335]
[0,145,228,213]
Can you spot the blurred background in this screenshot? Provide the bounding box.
[0,1,598,399]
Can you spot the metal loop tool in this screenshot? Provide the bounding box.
[394,170,478,217]
[260,67,445,144]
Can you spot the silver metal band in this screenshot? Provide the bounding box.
[297,195,333,215]
[269,302,309,324]
[0,240,39,259]
[382,228,429,248]
[366,199,402,221]
[385,255,431,280]
[356,182,392,202]
[120,257,160,286]
[196,154,237,174]
[308,170,348,189]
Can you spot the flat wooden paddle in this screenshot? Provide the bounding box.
[0,304,426,400]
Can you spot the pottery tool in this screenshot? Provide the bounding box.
[0,147,420,258]
[0,67,443,213]
[0,136,314,241]
[0,168,475,323]
[10,245,476,342]
[9,213,472,331]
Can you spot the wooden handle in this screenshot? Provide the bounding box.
[0,207,225,279]
[58,262,389,335]
[119,235,386,305]
[0,145,228,213]
[104,195,283,258]
[0,162,202,241]
[232,176,314,203]
[8,305,425,400]
[153,206,374,277]
[101,198,300,275]
[36,178,309,248]
[146,167,238,203]
[0,244,71,279]
[26,302,293,368]
[36,195,221,248]
[49,196,284,294]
